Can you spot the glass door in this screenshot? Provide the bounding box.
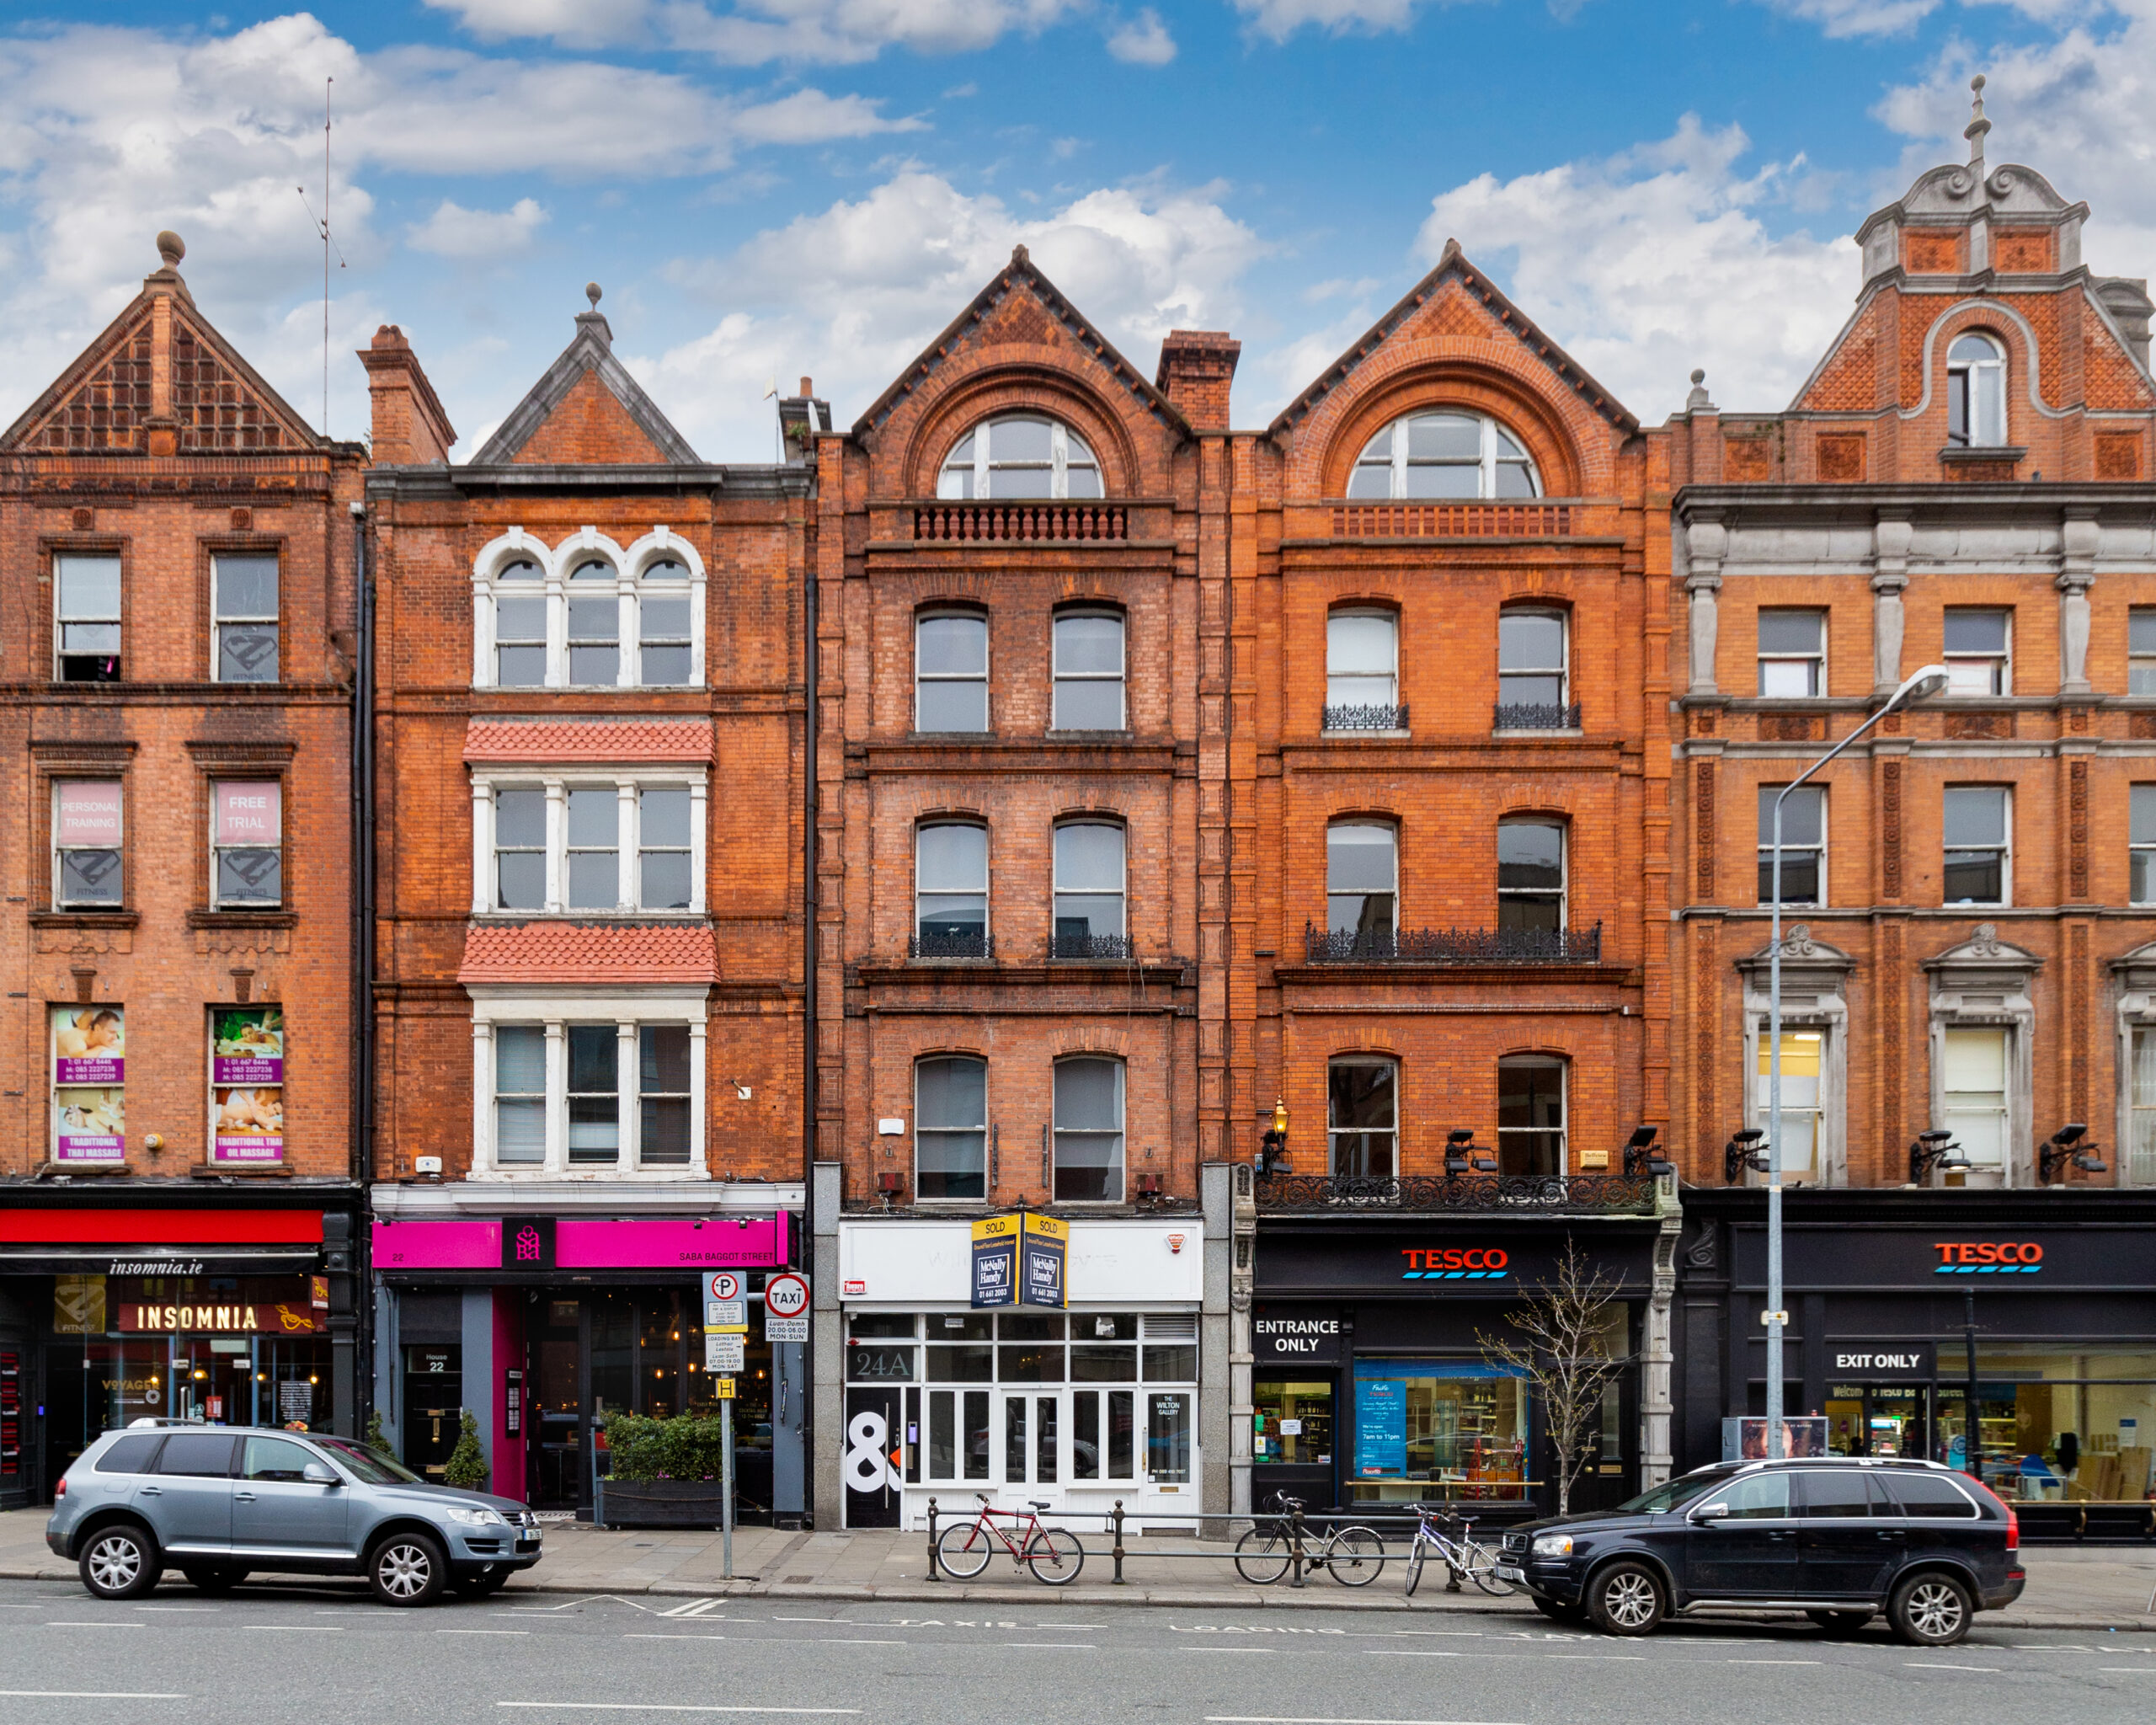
[1001,1391,1065,1505]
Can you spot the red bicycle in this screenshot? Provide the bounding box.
[935,1493,1086,1585]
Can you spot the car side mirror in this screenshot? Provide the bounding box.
[303,1462,340,1486]
[1691,1501,1729,1522]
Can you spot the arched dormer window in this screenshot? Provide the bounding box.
[471,530,707,691]
[1947,333,2006,448]
[1348,409,1541,500]
[937,414,1103,499]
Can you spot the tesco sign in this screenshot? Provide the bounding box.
[1933,1240,2044,1274]
[1400,1247,1510,1281]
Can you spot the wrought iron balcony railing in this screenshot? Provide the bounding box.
[1255,1171,1657,1214]
[909,930,995,960]
[1493,701,1582,731]
[1050,932,1135,960]
[1324,702,1409,733]
[1303,921,1602,964]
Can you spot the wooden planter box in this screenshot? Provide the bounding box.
[598,1477,725,1529]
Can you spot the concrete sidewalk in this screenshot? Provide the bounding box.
[3,1507,2152,1626]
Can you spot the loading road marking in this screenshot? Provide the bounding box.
[500,1706,860,1716]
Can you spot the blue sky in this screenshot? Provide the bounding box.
[1,2,2150,458]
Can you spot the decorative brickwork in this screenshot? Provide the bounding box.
[1694,761,1716,897]
[1903,230,1964,274]
[1723,436,1772,481]
[1758,713,1825,741]
[1815,432,1865,482]
[1881,760,1902,900]
[22,313,152,451]
[2096,430,2146,480]
[2069,757,2089,899]
[1992,229,2054,273]
[1945,711,2015,739]
[457,921,719,985]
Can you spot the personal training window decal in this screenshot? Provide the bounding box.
[1400,1247,1510,1280]
[1933,1241,2043,1274]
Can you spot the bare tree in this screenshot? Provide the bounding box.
[1478,1239,1631,1517]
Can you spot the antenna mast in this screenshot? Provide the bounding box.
[296,78,345,436]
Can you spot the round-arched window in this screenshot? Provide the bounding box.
[1348,410,1540,500]
[1947,333,2006,449]
[938,414,1102,500]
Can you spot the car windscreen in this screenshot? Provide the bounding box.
[1615,1472,1725,1514]
[312,1437,425,1486]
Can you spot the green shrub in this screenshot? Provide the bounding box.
[363,1407,392,1457]
[442,1408,488,1490]
[600,1410,728,1483]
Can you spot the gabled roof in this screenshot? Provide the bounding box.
[471,290,700,466]
[1267,238,1640,439]
[1,250,323,456]
[852,244,1189,441]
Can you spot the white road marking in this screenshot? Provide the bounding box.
[1545,1654,1645,1661]
[1725,1659,1819,1665]
[1392,1631,1482,1637]
[1904,1664,1998,1673]
[0,1691,187,1700]
[44,1621,143,1628]
[1207,1717,1527,1724]
[659,1599,721,1618]
[244,1625,344,1632]
[817,1637,903,1646]
[135,1606,216,1613]
[1001,1642,1096,1649]
[1184,1647,1275,1653]
[500,1706,860,1716]
[441,1629,531,1635]
[1365,1651,1460,1658]
[2100,1669,2156,1674]
[624,1634,728,1641]
[772,1616,844,1622]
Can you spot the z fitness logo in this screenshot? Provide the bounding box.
[1400,1247,1510,1281]
[1933,1241,2044,1275]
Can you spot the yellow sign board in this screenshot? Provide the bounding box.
[971,1214,1021,1244]
[715,1377,736,1400]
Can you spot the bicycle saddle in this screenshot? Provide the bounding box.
[1028,1500,1052,1510]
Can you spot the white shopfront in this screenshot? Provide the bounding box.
[838,1216,1203,1531]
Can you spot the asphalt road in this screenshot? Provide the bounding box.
[1,1578,2152,1725]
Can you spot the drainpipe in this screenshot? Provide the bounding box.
[800,413,820,1528]
[350,497,376,1430]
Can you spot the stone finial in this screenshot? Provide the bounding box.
[1965,73,1991,167]
[155,230,185,269]
[585,281,603,309]
[1685,367,1716,413]
[1010,243,1030,266]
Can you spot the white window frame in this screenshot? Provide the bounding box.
[1052,1055,1126,1204]
[468,990,708,1178]
[915,820,991,952]
[2130,608,2156,697]
[210,553,280,684]
[1326,820,1398,940]
[1757,784,1826,910]
[52,778,124,911]
[1348,410,1543,500]
[937,415,1102,500]
[1947,332,2007,449]
[1495,606,1571,725]
[470,526,707,691]
[1050,609,1126,731]
[1325,609,1401,728]
[1943,607,2011,697]
[563,553,623,691]
[1942,785,2012,908]
[1051,819,1127,957]
[915,609,990,734]
[54,553,122,682]
[1939,1024,2010,1176]
[1497,816,1568,929]
[1495,1054,1569,1178]
[915,1053,989,1203]
[1753,1026,1825,1182]
[1756,608,1825,697]
[470,771,707,918]
[2127,1025,2156,1188]
[210,778,284,911]
[1326,1055,1398,1178]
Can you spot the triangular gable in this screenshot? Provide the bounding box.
[853,243,1189,440]
[472,304,699,466]
[1,286,322,456]
[1267,239,1639,438]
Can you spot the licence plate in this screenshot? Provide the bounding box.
[1495,1564,1524,1581]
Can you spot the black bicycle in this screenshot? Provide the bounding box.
[1233,1492,1385,1586]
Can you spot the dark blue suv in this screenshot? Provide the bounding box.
[1496,1457,2024,1644]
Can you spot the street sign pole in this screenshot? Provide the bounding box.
[723,1395,735,1580]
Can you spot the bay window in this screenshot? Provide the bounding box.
[472,530,707,690]
[472,999,707,1176]
[474,775,706,917]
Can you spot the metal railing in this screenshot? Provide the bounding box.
[912,500,1129,542]
[1254,1170,1657,1213]
[1050,932,1134,960]
[1303,920,1602,964]
[909,930,995,960]
[1323,702,1409,733]
[1493,701,1582,731]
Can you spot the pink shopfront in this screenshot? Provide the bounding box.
[368,1211,803,1520]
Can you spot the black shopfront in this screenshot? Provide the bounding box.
[1254,1215,1664,1522]
[1676,1189,2156,1537]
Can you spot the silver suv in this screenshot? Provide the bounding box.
[45,1422,543,1606]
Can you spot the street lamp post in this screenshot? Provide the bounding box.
[1764,664,1948,1459]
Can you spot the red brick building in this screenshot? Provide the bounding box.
[0,232,366,1502]
[361,291,814,1516]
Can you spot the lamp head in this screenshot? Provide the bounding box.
[1272,1096,1289,1137]
[1893,663,1951,707]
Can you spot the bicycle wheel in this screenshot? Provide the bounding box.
[1326,1525,1386,1588]
[1461,1539,1514,1597]
[1404,1539,1426,1599]
[1233,1524,1292,1585]
[1024,1526,1086,1586]
[936,1519,996,1579]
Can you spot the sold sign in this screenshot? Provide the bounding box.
[764,1272,809,1318]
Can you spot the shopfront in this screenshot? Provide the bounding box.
[371,1205,803,1521]
[0,1191,361,1507]
[1255,1217,1662,1521]
[1677,1190,2156,1535]
[835,1216,1203,1531]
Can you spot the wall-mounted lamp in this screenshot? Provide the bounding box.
[1257,1097,1289,1177]
[2038,1123,2107,1185]
[1724,1127,1769,1184]
[1905,1130,1969,1186]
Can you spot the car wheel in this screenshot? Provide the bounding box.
[1533,1593,1588,1625]
[370,1532,448,1607]
[1806,1608,1872,1633]
[79,1524,162,1600]
[1888,1572,1972,1647]
[1585,1561,1666,1637]
[181,1566,249,1594]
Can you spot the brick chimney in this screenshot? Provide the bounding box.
[1155,329,1241,434]
[358,325,456,464]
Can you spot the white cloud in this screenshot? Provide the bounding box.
[1414,116,1858,422]
[407,197,550,258]
[1106,8,1178,63]
[730,87,926,144]
[1231,0,1433,43]
[1761,0,1940,36]
[424,0,1082,65]
[643,168,1266,457]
